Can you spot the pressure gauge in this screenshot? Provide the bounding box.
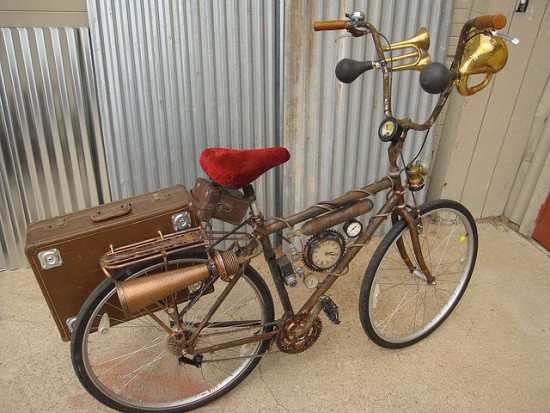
[344,219,362,238]
[378,117,403,142]
[303,230,346,272]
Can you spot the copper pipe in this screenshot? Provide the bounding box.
[264,179,391,235]
[300,198,374,235]
[117,264,211,315]
[117,251,240,315]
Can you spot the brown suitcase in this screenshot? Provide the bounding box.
[25,185,196,341]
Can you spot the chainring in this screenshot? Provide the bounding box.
[276,314,322,354]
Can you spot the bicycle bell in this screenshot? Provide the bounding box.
[346,11,365,23]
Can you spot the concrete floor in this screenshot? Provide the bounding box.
[1,221,549,412]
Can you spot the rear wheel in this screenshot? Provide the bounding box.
[359,200,477,348]
[71,253,274,412]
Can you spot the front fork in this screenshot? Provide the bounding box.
[392,207,436,284]
[388,137,435,285]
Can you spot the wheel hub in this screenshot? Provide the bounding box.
[166,334,183,356]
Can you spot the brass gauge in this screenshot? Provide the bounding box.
[303,230,346,272]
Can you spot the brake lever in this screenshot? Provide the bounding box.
[490,29,520,45]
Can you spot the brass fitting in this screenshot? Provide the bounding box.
[406,163,426,191]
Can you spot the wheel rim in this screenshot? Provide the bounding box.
[79,258,270,410]
[368,207,476,344]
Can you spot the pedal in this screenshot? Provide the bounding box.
[321,296,340,325]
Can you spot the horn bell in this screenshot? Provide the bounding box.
[457,30,508,96]
[383,27,432,71]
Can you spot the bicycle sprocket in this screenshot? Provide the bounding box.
[276,314,322,354]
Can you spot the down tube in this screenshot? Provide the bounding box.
[298,193,402,315]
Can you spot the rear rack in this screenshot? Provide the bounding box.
[100,226,209,270]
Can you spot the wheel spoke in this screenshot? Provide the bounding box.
[71,256,274,411]
[360,201,477,348]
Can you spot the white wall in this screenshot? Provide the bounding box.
[0,1,88,27]
[428,0,550,236]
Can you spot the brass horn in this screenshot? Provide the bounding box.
[457,30,508,96]
[383,27,432,71]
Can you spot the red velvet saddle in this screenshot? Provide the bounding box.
[199,147,290,188]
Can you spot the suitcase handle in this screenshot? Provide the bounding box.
[90,203,132,222]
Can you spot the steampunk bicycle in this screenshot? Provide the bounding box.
[70,12,512,412]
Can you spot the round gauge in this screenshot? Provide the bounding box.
[378,117,403,142]
[303,230,346,272]
[344,219,363,238]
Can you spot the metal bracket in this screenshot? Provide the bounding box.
[172,211,192,231]
[38,249,63,269]
[66,316,77,332]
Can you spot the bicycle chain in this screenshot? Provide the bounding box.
[197,320,279,337]
[192,320,281,363]
[197,314,322,362]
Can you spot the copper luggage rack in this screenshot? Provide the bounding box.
[100,226,209,271]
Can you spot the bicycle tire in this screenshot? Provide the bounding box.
[71,252,274,412]
[359,200,478,348]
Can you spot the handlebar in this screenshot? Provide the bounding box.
[473,14,507,30]
[313,20,348,31]
[313,13,508,132]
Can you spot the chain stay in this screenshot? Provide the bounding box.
[197,320,280,363]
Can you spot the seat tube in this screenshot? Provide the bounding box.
[260,235,294,316]
[245,184,295,316]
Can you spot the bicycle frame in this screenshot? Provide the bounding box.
[69,13,511,413]
[96,12,509,357]
[185,137,432,355]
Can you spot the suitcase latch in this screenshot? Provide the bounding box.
[38,249,63,269]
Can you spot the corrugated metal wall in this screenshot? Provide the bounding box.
[89,0,453,231]
[87,0,284,225]
[282,0,454,227]
[0,27,109,270]
[1,0,453,269]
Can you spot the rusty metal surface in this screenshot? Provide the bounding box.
[300,198,374,235]
[265,178,392,234]
[100,227,208,270]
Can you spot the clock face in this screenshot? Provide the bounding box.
[303,230,345,272]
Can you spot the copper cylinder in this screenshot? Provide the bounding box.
[117,251,239,315]
[301,198,374,236]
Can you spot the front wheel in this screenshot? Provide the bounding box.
[359,200,478,348]
[71,253,275,412]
